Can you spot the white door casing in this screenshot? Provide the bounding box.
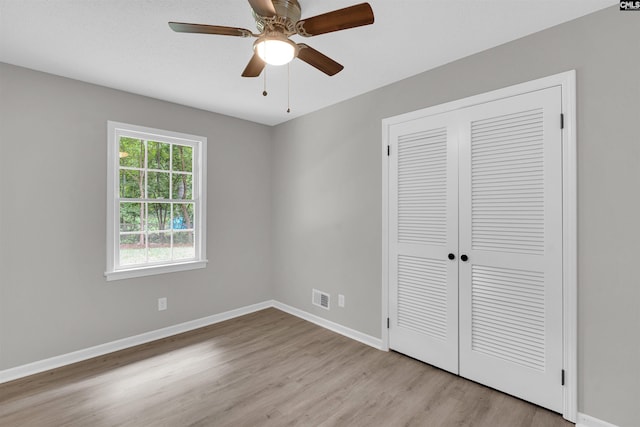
[382,72,576,420]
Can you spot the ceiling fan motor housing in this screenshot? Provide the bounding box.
[253,0,301,34]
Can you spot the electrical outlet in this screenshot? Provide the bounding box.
[158,297,167,311]
[338,294,345,308]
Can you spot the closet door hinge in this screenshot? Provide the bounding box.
[561,369,565,386]
[387,145,390,156]
[560,113,564,129]
[387,317,390,329]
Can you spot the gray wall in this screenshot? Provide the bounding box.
[272,6,639,427]
[1,5,638,427]
[0,63,273,370]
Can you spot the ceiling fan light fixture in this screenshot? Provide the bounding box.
[254,33,298,66]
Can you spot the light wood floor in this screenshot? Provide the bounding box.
[0,308,572,427]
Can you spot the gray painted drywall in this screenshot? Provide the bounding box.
[1,5,638,427]
[271,6,639,426]
[0,63,273,370]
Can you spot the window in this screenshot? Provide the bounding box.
[105,121,207,281]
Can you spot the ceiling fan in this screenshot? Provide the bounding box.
[168,0,374,77]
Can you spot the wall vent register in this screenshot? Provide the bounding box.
[312,289,330,310]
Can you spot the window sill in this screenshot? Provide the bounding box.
[105,260,208,281]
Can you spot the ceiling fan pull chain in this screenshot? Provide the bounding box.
[263,66,268,96]
[287,63,291,113]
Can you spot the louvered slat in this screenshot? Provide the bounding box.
[398,128,447,245]
[471,109,544,254]
[397,255,448,340]
[471,265,545,371]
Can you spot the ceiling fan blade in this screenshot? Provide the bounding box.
[242,53,266,77]
[169,22,253,37]
[296,44,344,76]
[247,0,276,17]
[296,3,374,37]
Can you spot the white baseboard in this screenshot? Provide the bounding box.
[577,413,621,427]
[0,299,383,384]
[2,302,621,427]
[0,300,273,384]
[273,301,383,350]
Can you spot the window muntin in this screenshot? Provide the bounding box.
[106,122,206,280]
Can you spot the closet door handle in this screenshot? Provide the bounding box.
[448,253,455,260]
[460,254,469,262]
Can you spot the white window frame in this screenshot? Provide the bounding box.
[105,121,207,281]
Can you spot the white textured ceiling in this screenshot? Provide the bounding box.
[0,0,616,125]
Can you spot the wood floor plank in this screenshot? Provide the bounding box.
[0,308,572,426]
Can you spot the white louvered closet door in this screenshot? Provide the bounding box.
[457,87,563,412]
[388,113,459,374]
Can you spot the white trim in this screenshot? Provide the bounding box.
[381,70,577,422]
[577,413,621,427]
[381,120,391,351]
[561,70,578,423]
[105,259,208,281]
[105,121,207,281]
[0,301,620,427]
[381,72,574,126]
[273,301,383,350]
[0,300,385,384]
[0,300,273,384]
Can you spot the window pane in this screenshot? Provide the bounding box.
[172,145,193,172]
[172,174,192,200]
[148,141,170,170]
[120,234,146,266]
[120,202,144,232]
[149,232,171,262]
[119,138,145,168]
[173,203,194,230]
[148,203,171,231]
[119,169,144,198]
[173,232,195,260]
[108,122,206,280]
[147,172,170,199]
